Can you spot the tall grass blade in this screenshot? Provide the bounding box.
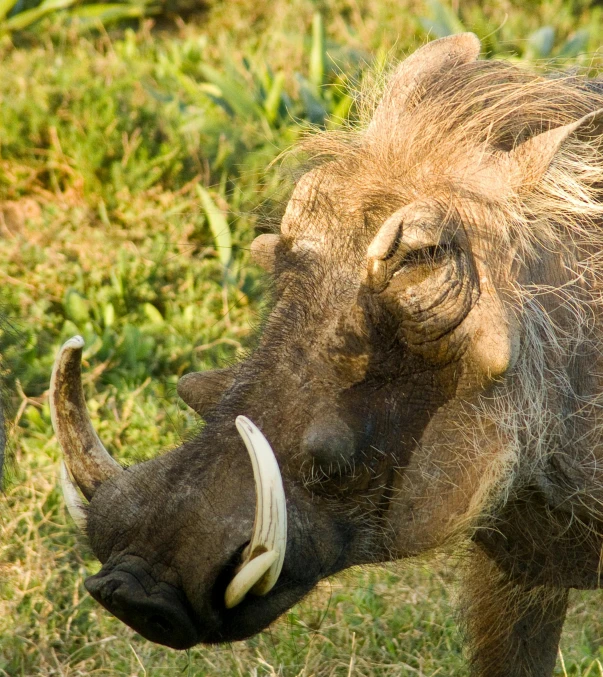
[0,0,18,22]
[526,26,556,59]
[264,71,285,124]
[199,63,263,121]
[310,12,326,89]
[557,29,589,58]
[419,0,466,38]
[196,184,232,269]
[69,3,154,23]
[4,0,75,30]
[297,74,327,125]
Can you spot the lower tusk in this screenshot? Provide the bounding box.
[224,550,279,609]
[224,416,287,608]
[60,461,88,531]
[236,416,287,593]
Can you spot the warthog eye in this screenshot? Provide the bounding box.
[380,239,478,356]
[391,243,453,278]
[365,202,461,292]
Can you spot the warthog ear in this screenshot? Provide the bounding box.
[250,233,280,272]
[507,108,603,190]
[370,33,480,126]
[177,368,235,416]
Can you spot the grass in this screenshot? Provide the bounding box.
[1,1,603,674]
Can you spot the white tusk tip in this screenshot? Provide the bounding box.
[224,549,279,609]
[60,461,88,531]
[62,335,85,350]
[231,415,287,601]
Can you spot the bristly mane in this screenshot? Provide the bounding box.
[303,59,603,251]
[299,57,603,531]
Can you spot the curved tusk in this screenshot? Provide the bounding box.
[224,416,287,608]
[50,335,122,500]
[60,461,88,531]
[224,550,278,609]
[236,416,287,595]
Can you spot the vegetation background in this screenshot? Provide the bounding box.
[0,0,602,674]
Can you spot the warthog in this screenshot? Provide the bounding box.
[50,33,603,676]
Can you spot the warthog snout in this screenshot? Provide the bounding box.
[85,566,200,649]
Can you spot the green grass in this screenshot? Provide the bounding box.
[1,1,603,674]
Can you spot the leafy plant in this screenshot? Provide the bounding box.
[0,0,157,31]
[419,0,596,63]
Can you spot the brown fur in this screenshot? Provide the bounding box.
[462,546,569,677]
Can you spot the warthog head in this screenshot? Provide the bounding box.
[50,34,603,649]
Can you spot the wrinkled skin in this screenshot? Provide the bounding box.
[86,446,357,644]
[56,34,603,676]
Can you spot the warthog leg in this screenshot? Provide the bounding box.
[463,547,568,677]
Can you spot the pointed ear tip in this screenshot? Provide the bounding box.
[392,33,480,74]
[587,107,603,123]
[560,107,603,139]
[461,31,481,50]
[429,32,481,55]
[251,233,280,249]
[176,372,196,398]
[251,233,280,269]
[506,104,603,190]
[451,32,481,58]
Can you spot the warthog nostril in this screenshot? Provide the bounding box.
[85,568,199,650]
[149,614,174,634]
[301,415,356,469]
